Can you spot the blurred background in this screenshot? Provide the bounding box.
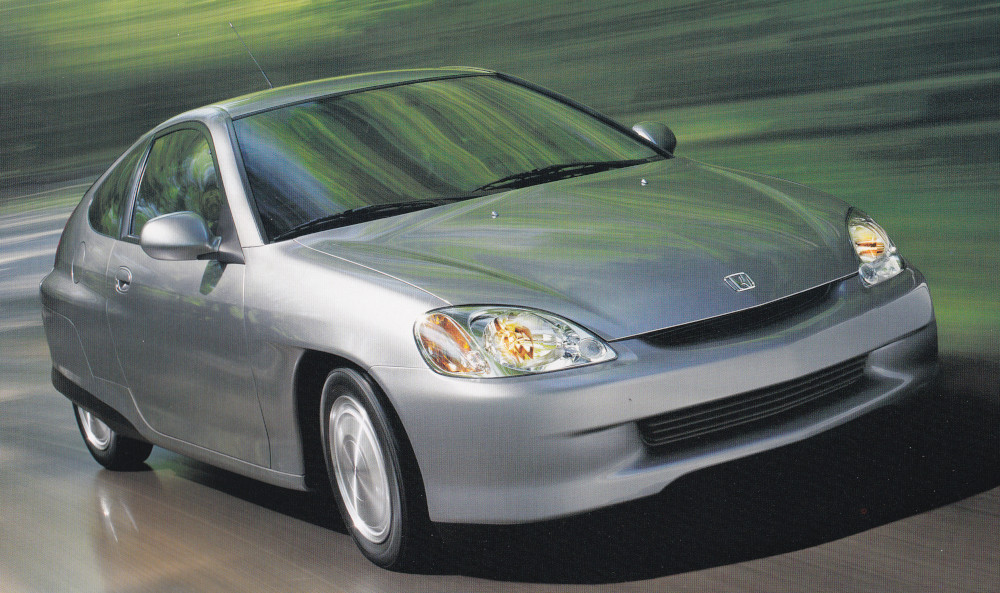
[1,0,997,358]
[1,3,998,590]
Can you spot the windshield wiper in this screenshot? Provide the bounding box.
[473,158,655,193]
[272,158,656,241]
[272,198,467,242]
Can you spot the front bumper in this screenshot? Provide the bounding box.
[371,269,937,524]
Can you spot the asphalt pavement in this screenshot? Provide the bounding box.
[1,182,997,592]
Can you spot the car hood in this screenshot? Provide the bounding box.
[296,157,859,340]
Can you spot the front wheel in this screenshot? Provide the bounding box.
[320,369,433,569]
[73,404,153,470]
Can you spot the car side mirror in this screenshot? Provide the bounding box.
[632,121,677,154]
[140,211,220,261]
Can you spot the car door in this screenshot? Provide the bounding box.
[72,140,147,387]
[106,124,269,465]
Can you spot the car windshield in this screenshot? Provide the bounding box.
[232,75,661,241]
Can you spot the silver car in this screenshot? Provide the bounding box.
[40,67,938,568]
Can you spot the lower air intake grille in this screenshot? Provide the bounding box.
[638,355,867,448]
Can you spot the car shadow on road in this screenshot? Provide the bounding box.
[432,354,1000,583]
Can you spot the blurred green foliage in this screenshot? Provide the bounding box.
[1,0,997,354]
[1,0,430,82]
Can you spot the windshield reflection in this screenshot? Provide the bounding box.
[232,75,659,241]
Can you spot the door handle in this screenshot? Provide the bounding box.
[115,266,133,294]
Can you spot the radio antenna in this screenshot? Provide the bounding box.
[228,22,273,89]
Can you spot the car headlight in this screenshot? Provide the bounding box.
[847,209,903,286]
[414,306,616,377]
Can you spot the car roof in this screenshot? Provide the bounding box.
[211,66,494,119]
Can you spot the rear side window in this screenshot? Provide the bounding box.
[88,143,145,236]
[131,128,223,237]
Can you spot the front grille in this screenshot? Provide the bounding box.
[640,282,834,347]
[637,355,867,448]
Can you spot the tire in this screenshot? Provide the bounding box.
[73,403,153,470]
[319,368,434,569]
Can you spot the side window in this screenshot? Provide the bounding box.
[88,143,145,236]
[131,128,223,237]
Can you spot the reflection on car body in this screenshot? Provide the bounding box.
[41,67,937,569]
